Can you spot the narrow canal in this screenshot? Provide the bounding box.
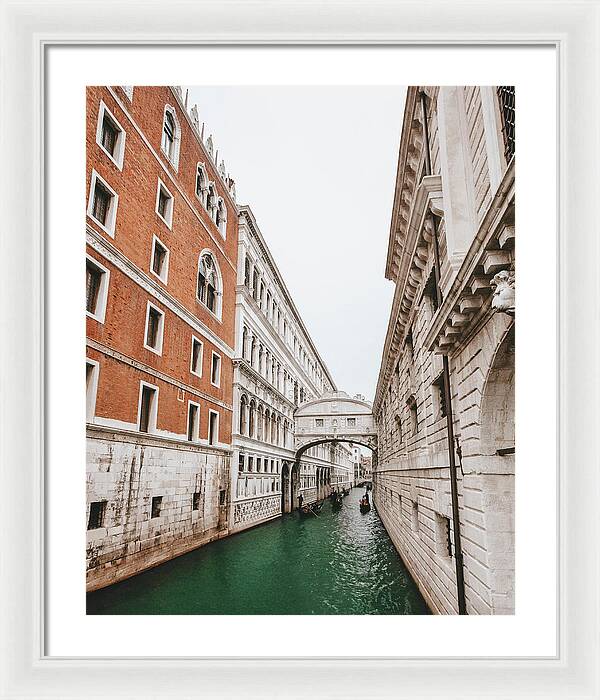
[87,487,429,615]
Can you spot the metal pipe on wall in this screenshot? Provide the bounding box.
[419,90,467,615]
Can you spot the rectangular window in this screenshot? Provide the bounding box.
[95,101,126,169]
[187,402,200,441]
[238,454,245,472]
[85,256,110,323]
[150,236,169,283]
[248,456,254,472]
[208,410,219,445]
[151,496,162,519]
[190,337,203,377]
[144,302,164,355]
[210,352,221,387]
[347,417,356,427]
[155,179,174,228]
[138,384,157,433]
[86,360,99,422]
[87,501,106,530]
[497,86,516,161]
[256,457,262,473]
[192,492,201,511]
[315,418,324,428]
[87,170,118,236]
[219,489,226,507]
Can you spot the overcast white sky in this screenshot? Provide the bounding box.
[186,86,407,401]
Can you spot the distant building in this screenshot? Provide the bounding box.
[373,86,515,614]
[231,207,343,530]
[360,454,372,482]
[85,86,238,591]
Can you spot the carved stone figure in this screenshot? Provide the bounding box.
[206,135,214,157]
[190,104,199,130]
[490,269,515,315]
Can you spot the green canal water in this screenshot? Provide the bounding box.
[87,487,429,615]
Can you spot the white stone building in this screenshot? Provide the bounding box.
[230,206,341,531]
[373,86,515,614]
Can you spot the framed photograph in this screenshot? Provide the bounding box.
[1,0,598,698]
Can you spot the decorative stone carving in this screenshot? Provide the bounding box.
[490,269,515,316]
[190,104,200,131]
[218,159,227,179]
[206,135,214,158]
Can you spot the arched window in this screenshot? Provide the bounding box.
[161,106,180,168]
[197,252,221,316]
[264,409,270,443]
[244,256,252,288]
[248,401,256,438]
[215,198,227,237]
[257,406,264,441]
[206,183,216,216]
[195,164,207,205]
[239,395,248,435]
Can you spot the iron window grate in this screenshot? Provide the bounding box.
[497,86,515,161]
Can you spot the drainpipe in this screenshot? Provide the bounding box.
[419,90,467,615]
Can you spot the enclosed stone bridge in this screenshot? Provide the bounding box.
[294,391,377,457]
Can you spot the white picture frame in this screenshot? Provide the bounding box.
[1,1,598,698]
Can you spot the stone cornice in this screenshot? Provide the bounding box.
[234,358,296,410]
[423,159,515,354]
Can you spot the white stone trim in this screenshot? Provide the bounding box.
[85,358,99,423]
[136,380,159,434]
[85,253,110,324]
[143,299,165,356]
[190,335,204,378]
[95,99,126,171]
[210,350,221,387]
[208,409,220,446]
[155,177,174,229]
[86,168,118,237]
[150,233,170,285]
[160,103,181,171]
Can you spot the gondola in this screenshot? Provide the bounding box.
[331,493,343,509]
[299,502,323,516]
[359,499,371,514]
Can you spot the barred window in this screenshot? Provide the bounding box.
[497,86,515,161]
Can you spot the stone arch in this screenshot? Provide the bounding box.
[479,324,515,456]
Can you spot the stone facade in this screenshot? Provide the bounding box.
[86,86,238,591]
[373,86,515,614]
[230,207,343,530]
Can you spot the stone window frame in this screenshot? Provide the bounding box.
[190,335,204,378]
[155,177,174,230]
[87,168,119,237]
[95,99,126,171]
[195,162,208,207]
[150,233,170,285]
[143,300,165,356]
[85,254,110,324]
[196,249,223,321]
[137,380,159,434]
[160,104,181,171]
[85,358,100,423]
[186,399,201,442]
[210,351,221,388]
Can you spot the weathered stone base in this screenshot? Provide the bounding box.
[86,426,231,592]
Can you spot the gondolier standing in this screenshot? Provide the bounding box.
[298,494,303,510]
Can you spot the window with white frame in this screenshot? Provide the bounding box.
[195,163,207,206]
[160,105,181,169]
[144,301,165,355]
[87,170,118,236]
[197,252,221,316]
[208,410,219,446]
[138,382,158,433]
[85,359,99,422]
[206,183,216,218]
[190,336,203,377]
[155,179,174,229]
[210,352,221,387]
[86,255,110,323]
[96,101,126,170]
[187,401,200,442]
[150,235,169,283]
[215,198,227,237]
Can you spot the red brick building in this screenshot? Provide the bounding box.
[85,86,238,590]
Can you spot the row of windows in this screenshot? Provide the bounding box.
[241,326,310,406]
[94,98,228,239]
[87,169,224,320]
[87,488,225,531]
[85,364,222,446]
[237,394,292,448]
[238,454,281,474]
[243,255,325,390]
[313,417,357,429]
[86,256,224,378]
[236,476,280,499]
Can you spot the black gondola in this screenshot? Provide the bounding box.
[331,493,343,509]
[359,500,371,514]
[299,502,323,516]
